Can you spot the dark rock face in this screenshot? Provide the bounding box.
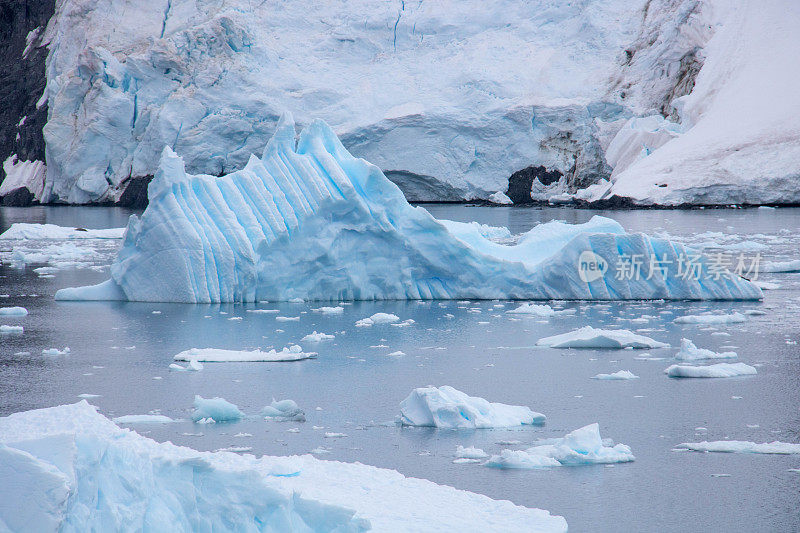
[1,186,34,206]
[116,175,153,208]
[505,166,562,204]
[0,0,55,193]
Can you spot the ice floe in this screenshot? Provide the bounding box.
[191,396,245,423]
[0,402,567,531]
[537,326,668,349]
[455,445,489,460]
[674,338,737,361]
[174,346,316,362]
[664,363,757,378]
[592,370,639,380]
[0,325,23,334]
[301,331,335,342]
[262,400,305,422]
[486,424,634,468]
[0,224,125,240]
[759,259,800,273]
[355,313,400,327]
[399,386,545,429]
[42,347,70,356]
[674,313,747,324]
[112,414,177,424]
[676,441,800,454]
[0,306,28,316]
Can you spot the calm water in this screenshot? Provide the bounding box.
[1,205,799,532]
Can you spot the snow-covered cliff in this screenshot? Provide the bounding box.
[1,0,798,205]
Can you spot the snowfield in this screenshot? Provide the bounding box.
[54,114,762,303]
[0,402,567,532]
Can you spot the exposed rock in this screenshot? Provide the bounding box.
[506,166,562,204]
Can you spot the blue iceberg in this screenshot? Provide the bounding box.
[56,113,762,303]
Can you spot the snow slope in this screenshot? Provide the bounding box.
[55,114,762,303]
[0,402,567,532]
[594,0,800,205]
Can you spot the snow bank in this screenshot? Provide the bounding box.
[537,326,668,349]
[262,400,306,422]
[676,440,800,454]
[0,224,125,240]
[486,423,634,468]
[0,306,28,316]
[674,313,747,324]
[664,363,757,378]
[0,402,567,531]
[192,396,245,423]
[56,114,761,303]
[592,370,639,380]
[399,386,545,429]
[174,346,316,362]
[675,338,737,361]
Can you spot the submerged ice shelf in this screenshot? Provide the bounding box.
[56,114,762,303]
[0,402,567,532]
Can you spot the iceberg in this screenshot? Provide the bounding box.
[174,346,316,362]
[56,114,762,303]
[675,440,800,454]
[674,338,737,361]
[455,446,489,460]
[664,363,757,378]
[485,423,634,469]
[537,326,668,349]
[262,399,306,422]
[399,386,546,429]
[0,402,567,531]
[302,331,335,342]
[191,395,245,423]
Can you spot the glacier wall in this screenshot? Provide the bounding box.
[32,0,657,203]
[0,402,568,532]
[56,114,762,303]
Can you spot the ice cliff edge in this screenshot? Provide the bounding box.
[56,113,762,303]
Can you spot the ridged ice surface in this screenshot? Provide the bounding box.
[57,114,763,303]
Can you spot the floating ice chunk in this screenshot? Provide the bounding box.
[112,415,177,424]
[455,445,489,459]
[174,346,316,362]
[246,309,279,314]
[301,331,335,342]
[592,370,639,380]
[399,385,545,429]
[486,423,634,469]
[0,306,28,316]
[675,339,737,361]
[169,359,204,371]
[674,313,747,324]
[324,432,348,438]
[665,363,757,378]
[752,280,779,290]
[537,326,668,349]
[759,259,800,273]
[507,304,556,316]
[0,224,125,240]
[276,316,300,322]
[355,313,400,327]
[387,350,405,357]
[0,325,23,334]
[312,306,344,315]
[676,441,800,454]
[0,402,566,531]
[42,347,70,356]
[57,115,761,303]
[262,400,305,422]
[488,191,513,205]
[191,396,244,423]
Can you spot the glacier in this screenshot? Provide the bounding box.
[0,401,568,532]
[55,114,763,303]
